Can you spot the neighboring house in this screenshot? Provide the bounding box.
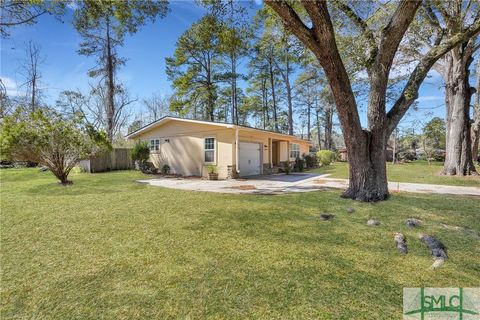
[126,117,312,179]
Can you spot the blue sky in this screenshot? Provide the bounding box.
[0,1,449,134]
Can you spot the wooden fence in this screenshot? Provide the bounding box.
[79,148,132,173]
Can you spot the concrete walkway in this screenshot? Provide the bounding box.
[138,173,480,196]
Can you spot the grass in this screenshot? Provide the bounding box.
[1,169,479,319]
[309,161,480,187]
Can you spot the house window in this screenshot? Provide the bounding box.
[204,137,215,163]
[290,143,300,159]
[150,139,160,151]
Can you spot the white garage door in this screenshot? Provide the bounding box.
[239,142,261,177]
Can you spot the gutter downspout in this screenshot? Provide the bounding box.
[269,138,272,168]
[235,128,239,175]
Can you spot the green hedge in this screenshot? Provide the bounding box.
[316,150,335,166]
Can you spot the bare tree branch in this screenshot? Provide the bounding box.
[387,18,480,134]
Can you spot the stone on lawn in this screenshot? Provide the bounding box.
[367,219,380,226]
[405,218,422,228]
[39,166,49,172]
[319,213,334,221]
[346,207,355,214]
[418,233,447,269]
[394,233,408,254]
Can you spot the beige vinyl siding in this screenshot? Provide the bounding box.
[135,121,233,179]
[131,118,312,178]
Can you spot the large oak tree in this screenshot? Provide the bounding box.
[266,0,480,201]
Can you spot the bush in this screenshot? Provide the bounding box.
[0,108,110,185]
[207,164,217,174]
[316,150,335,166]
[398,151,417,161]
[283,162,291,174]
[303,154,318,168]
[161,164,170,175]
[139,161,157,174]
[131,141,154,174]
[294,157,304,172]
[131,141,150,162]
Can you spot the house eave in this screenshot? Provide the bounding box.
[125,116,312,144]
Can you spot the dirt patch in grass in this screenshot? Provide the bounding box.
[228,185,257,190]
[313,179,347,185]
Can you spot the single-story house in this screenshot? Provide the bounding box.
[126,117,312,179]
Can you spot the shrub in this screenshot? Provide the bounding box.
[294,157,305,172]
[316,150,335,166]
[303,154,318,168]
[0,108,110,185]
[161,164,170,175]
[282,162,291,174]
[398,151,417,161]
[131,141,150,162]
[207,164,217,174]
[139,161,157,174]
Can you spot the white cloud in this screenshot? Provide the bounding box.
[67,2,79,10]
[0,76,20,96]
[416,95,443,102]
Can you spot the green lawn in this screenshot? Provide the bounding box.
[1,169,479,319]
[309,161,480,187]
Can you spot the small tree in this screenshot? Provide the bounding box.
[131,140,153,173]
[131,141,150,163]
[0,108,110,185]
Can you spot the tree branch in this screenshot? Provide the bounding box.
[0,8,46,27]
[266,0,363,139]
[332,0,378,65]
[386,18,480,134]
[376,0,422,73]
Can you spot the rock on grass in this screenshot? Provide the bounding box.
[319,213,334,221]
[394,233,408,254]
[367,219,380,226]
[418,233,447,269]
[405,218,422,228]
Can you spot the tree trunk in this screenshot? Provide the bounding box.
[307,102,311,140]
[471,59,480,160]
[441,51,477,175]
[105,17,115,143]
[230,51,238,124]
[283,57,294,135]
[58,172,71,185]
[473,109,480,160]
[392,129,397,164]
[315,101,322,150]
[47,163,71,186]
[31,76,36,112]
[342,131,389,201]
[268,59,278,132]
[206,53,215,122]
[285,71,293,135]
[324,104,333,149]
[262,78,268,129]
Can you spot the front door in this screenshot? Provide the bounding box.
[239,142,261,176]
[272,141,279,166]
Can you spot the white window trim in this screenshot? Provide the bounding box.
[203,136,216,164]
[290,143,300,159]
[150,138,160,152]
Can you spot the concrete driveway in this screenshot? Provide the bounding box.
[138,173,327,195]
[137,173,480,196]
